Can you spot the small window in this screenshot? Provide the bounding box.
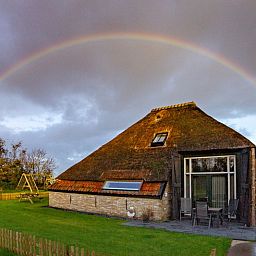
[151,132,168,147]
[103,181,142,191]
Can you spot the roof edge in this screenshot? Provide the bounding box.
[195,107,256,148]
[151,101,196,112]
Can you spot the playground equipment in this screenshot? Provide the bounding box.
[16,173,40,204]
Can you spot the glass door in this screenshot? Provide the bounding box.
[192,175,228,208]
[184,155,236,211]
[192,175,210,202]
[211,175,227,209]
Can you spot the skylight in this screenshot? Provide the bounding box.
[103,181,142,191]
[151,132,168,147]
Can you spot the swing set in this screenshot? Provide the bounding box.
[16,173,40,204]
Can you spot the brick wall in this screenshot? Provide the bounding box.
[49,185,171,221]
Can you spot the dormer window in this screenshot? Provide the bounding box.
[151,132,168,147]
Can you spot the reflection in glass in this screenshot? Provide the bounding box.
[211,176,227,208]
[230,174,234,200]
[192,157,227,172]
[230,156,235,172]
[192,175,208,202]
[186,159,190,173]
[186,175,190,198]
[103,181,142,191]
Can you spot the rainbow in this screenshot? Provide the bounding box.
[0,32,255,85]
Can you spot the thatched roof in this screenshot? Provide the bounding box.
[56,102,254,182]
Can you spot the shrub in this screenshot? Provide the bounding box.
[142,208,153,222]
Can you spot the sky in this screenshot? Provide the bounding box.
[0,0,256,175]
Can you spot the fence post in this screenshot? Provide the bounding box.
[8,229,11,251]
[0,228,3,249]
[70,246,75,256]
[210,248,216,256]
[52,240,56,256]
[48,239,52,256]
[4,229,7,250]
[38,238,43,256]
[65,244,70,256]
[11,229,15,254]
[56,241,61,256]
[75,246,79,256]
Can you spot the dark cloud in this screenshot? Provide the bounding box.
[0,0,255,174]
[1,0,256,70]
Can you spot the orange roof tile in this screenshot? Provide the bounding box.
[49,180,164,197]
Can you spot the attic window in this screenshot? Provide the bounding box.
[151,132,168,147]
[103,181,142,191]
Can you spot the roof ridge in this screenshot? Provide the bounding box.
[151,101,196,112]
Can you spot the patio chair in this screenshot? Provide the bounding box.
[225,198,239,222]
[198,197,208,202]
[179,198,192,221]
[193,201,213,228]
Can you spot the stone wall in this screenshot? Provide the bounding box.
[49,186,171,221]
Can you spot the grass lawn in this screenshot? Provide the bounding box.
[0,198,231,256]
[0,248,18,256]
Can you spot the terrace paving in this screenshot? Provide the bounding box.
[227,241,256,256]
[124,219,256,241]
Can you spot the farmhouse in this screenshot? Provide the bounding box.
[49,102,256,226]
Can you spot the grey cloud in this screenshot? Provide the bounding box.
[2,38,256,120]
[0,0,255,174]
[1,0,256,72]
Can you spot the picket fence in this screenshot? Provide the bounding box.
[0,228,96,256]
[0,193,22,200]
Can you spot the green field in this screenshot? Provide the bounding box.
[0,248,17,256]
[0,198,231,255]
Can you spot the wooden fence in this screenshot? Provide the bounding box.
[0,228,96,256]
[0,192,48,201]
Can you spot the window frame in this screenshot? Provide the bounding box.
[102,181,143,191]
[183,155,237,207]
[151,132,168,147]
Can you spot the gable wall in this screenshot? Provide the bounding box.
[49,184,171,221]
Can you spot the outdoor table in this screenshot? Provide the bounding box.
[208,207,223,227]
[192,207,223,227]
[18,193,40,204]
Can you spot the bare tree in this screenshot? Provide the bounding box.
[25,149,56,185]
[0,138,56,189]
[9,142,22,160]
[0,138,7,158]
